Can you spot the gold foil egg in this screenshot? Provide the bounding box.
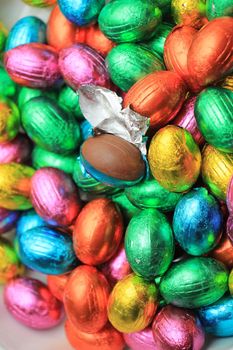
[229,269,233,295]
[0,98,20,143]
[221,75,233,92]
[202,145,233,200]
[148,125,201,192]
[171,0,207,28]
[0,238,24,284]
[107,273,158,333]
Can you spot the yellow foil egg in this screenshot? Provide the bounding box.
[0,98,20,143]
[171,0,207,28]
[202,145,233,200]
[148,125,201,192]
[0,163,34,210]
[221,75,233,92]
[0,238,24,284]
[229,269,233,295]
[107,273,158,333]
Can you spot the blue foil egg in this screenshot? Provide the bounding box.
[18,226,78,275]
[16,209,48,237]
[5,16,46,51]
[198,295,233,337]
[0,208,19,235]
[80,120,93,141]
[57,0,105,26]
[173,187,222,256]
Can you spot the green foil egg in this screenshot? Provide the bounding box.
[0,67,16,98]
[111,191,140,223]
[143,22,173,58]
[125,209,174,280]
[98,0,162,43]
[156,0,172,16]
[195,87,233,153]
[206,0,233,19]
[22,96,81,154]
[58,86,83,121]
[0,97,20,143]
[18,87,56,110]
[125,176,182,211]
[0,22,7,54]
[32,146,76,174]
[106,44,164,91]
[160,257,229,309]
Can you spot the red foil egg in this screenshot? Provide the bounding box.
[124,71,187,129]
[74,198,123,265]
[64,265,110,333]
[4,43,61,88]
[0,135,31,164]
[47,5,76,50]
[47,274,70,302]
[31,167,82,227]
[187,17,233,92]
[210,234,233,269]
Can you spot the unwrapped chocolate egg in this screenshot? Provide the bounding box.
[0,135,31,164]
[125,209,174,279]
[123,327,156,350]
[74,198,123,265]
[64,265,110,333]
[47,274,70,302]
[4,43,62,88]
[148,125,201,192]
[202,144,233,200]
[99,0,162,43]
[124,71,187,129]
[198,295,233,337]
[171,0,207,28]
[160,257,228,308]
[210,234,233,269]
[0,67,16,98]
[152,305,205,350]
[59,44,110,90]
[0,208,19,234]
[4,277,64,329]
[16,209,48,237]
[58,86,83,120]
[0,238,24,284]
[227,175,233,213]
[65,320,125,350]
[0,98,20,143]
[18,226,78,274]
[143,22,173,58]
[107,273,158,333]
[22,0,56,7]
[0,163,34,210]
[206,0,233,19]
[80,134,146,187]
[22,97,81,154]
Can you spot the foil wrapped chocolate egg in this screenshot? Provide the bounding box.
[47,5,76,50]
[0,163,34,210]
[0,208,19,234]
[47,274,70,302]
[64,265,110,333]
[80,134,146,187]
[124,71,187,129]
[99,0,162,43]
[80,120,93,140]
[171,0,207,28]
[221,74,233,91]
[18,226,78,274]
[22,96,81,154]
[227,216,233,244]
[111,191,140,224]
[107,273,158,333]
[229,269,233,295]
[106,44,164,92]
[125,209,174,279]
[18,87,56,110]
[187,17,233,92]
[148,126,201,192]
[227,175,233,213]
[210,234,233,269]
[65,320,125,350]
[4,277,64,329]
[0,21,8,53]
[0,135,31,164]
[198,295,233,337]
[73,198,123,265]
[59,44,110,90]
[0,238,24,284]
[4,43,61,88]
[16,209,48,237]
[22,0,56,7]
[160,257,229,308]
[173,187,222,255]
[152,305,205,350]
[206,0,233,19]
[31,167,82,227]
[202,144,233,200]
[58,86,83,120]
[143,22,173,58]
[123,327,156,350]
[0,67,16,98]
[0,98,20,143]
[125,176,182,211]
[5,16,46,51]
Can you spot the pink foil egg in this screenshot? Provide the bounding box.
[59,43,110,90]
[227,175,233,214]
[4,43,62,88]
[227,215,233,244]
[30,167,82,227]
[124,327,157,350]
[0,135,31,164]
[4,277,64,329]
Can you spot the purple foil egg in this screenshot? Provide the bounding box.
[173,96,204,145]
[4,277,64,329]
[59,43,110,90]
[0,135,31,164]
[152,305,205,350]
[227,215,233,244]
[100,243,132,287]
[4,43,62,88]
[0,207,19,234]
[30,167,82,226]
[124,327,157,350]
[227,176,233,214]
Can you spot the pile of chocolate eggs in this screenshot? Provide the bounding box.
[0,0,233,349]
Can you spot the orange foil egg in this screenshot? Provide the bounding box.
[47,274,70,302]
[64,265,110,333]
[124,71,187,129]
[210,234,233,269]
[73,198,123,265]
[187,17,233,92]
[47,5,76,50]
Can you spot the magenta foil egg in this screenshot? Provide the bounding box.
[4,43,62,88]
[4,277,64,329]
[30,167,82,226]
[173,96,204,145]
[227,215,233,244]
[124,327,157,350]
[227,176,233,214]
[0,135,31,164]
[59,43,110,90]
